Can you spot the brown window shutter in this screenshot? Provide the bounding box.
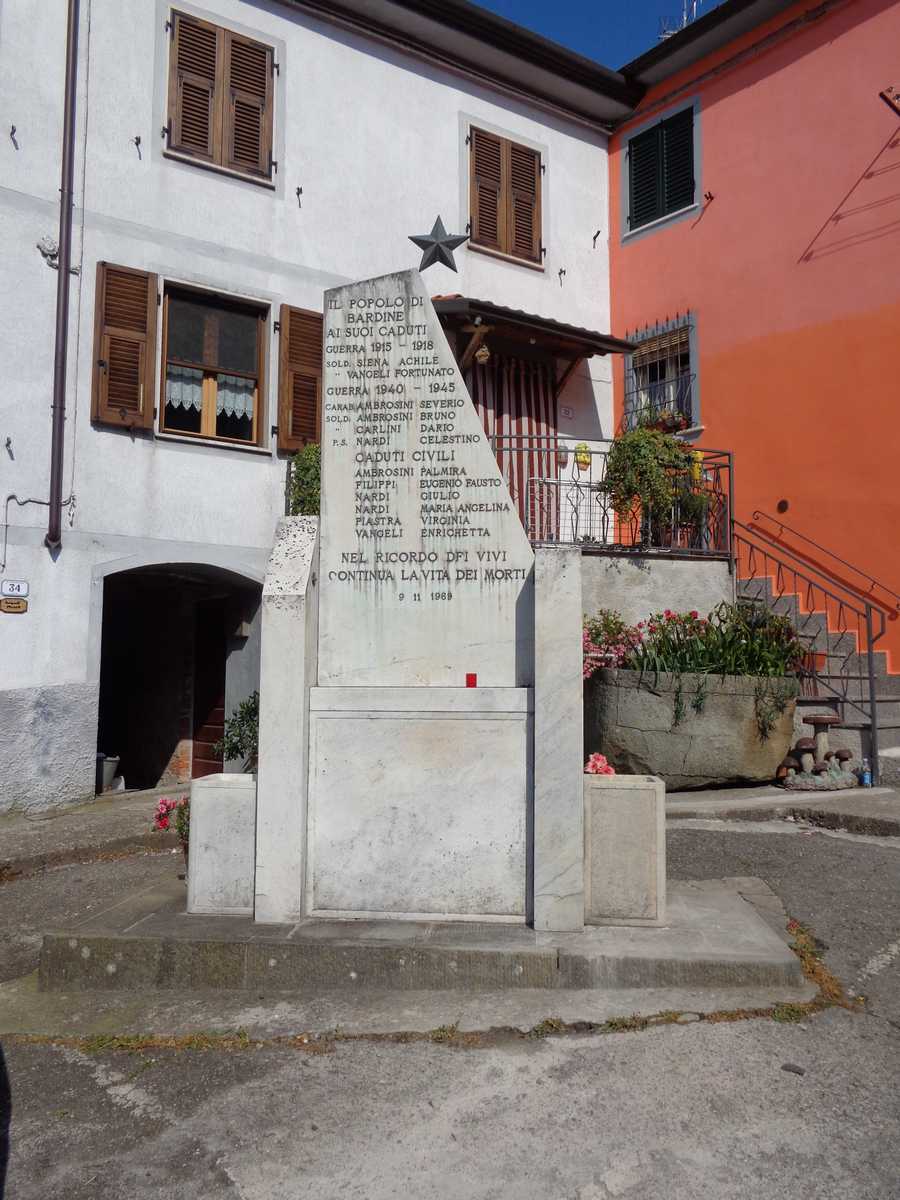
[278,305,323,452]
[168,12,220,161]
[508,141,541,263]
[91,263,158,430]
[470,128,504,251]
[223,31,274,177]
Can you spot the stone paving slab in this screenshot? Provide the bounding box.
[0,786,182,878]
[38,876,804,994]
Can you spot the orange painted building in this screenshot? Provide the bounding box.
[609,0,900,666]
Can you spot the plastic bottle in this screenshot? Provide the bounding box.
[860,757,872,787]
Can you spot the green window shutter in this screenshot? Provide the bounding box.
[628,125,662,229]
[662,107,694,214]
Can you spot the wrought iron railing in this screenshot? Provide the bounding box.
[749,510,900,618]
[489,437,732,557]
[622,372,695,432]
[734,520,886,780]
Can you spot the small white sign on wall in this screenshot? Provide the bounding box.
[1,580,28,598]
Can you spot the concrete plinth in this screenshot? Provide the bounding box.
[38,876,803,994]
[187,774,256,916]
[584,774,666,926]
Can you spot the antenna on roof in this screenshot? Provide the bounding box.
[658,0,705,40]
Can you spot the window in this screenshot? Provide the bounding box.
[161,288,267,445]
[624,320,694,432]
[627,106,695,231]
[469,127,542,264]
[92,261,325,450]
[166,11,274,181]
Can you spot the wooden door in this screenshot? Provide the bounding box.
[192,600,226,778]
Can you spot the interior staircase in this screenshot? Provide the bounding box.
[733,514,900,785]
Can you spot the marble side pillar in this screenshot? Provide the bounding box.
[533,545,584,931]
[253,517,319,924]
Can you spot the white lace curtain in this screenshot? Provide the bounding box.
[165,365,254,420]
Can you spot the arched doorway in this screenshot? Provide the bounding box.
[95,563,261,792]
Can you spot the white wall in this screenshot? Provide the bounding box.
[0,0,613,809]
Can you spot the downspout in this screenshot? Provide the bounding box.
[46,0,80,551]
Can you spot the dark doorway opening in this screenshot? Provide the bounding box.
[192,599,226,779]
[96,565,260,793]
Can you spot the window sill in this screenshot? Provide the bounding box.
[163,150,276,191]
[623,203,698,241]
[467,242,545,272]
[155,430,273,456]
[675,425,705,441]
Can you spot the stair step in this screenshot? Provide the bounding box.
[838,720,900,731]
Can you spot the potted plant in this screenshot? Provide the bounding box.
[600,427,692,547]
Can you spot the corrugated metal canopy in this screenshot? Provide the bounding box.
[433,295,635,357]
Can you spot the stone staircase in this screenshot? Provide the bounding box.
[735,574,900,783]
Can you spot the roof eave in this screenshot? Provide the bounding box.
[619,0,798,87]
[433,297,636,357]
[274,0,642,127]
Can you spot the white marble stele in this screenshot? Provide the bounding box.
[318,269,534,687]
[301,270,536,921]
[583,774,667,926]
[187,773,257,916]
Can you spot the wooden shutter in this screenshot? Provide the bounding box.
[278,305,323,452]
[662,108,695,215]
[91,263,158,430]
[224,31,274,178]
[168,13,220,161]
[508,141,541,262]
[628,125,662,229]
[470,128,504,251]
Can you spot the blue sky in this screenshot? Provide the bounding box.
[474,1,721,70]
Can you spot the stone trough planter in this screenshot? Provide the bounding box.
[585,668,798,791]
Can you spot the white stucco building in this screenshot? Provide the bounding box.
[0,0,640,812]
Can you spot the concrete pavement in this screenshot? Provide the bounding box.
[2,825,899,1198]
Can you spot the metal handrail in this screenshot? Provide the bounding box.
[488,438,732,558]
[734,519,883,782]
[749,510,900,614]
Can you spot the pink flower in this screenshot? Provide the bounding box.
[157,816,169,830]
[689,610,699,620]
[585,753,616,776]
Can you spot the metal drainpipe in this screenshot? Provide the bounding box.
[46,0,80,551]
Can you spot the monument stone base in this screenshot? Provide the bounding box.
[307,687,531,920]
[583,774,666,926]
[187,774,256,916]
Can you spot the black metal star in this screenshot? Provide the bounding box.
[409,216,468,273]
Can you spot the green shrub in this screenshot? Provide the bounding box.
[289,443,321,515]
[214,691,259,770]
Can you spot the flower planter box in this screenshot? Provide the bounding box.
[584,773,666,926]
[187,773,257,916]
[585,668,798,790]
